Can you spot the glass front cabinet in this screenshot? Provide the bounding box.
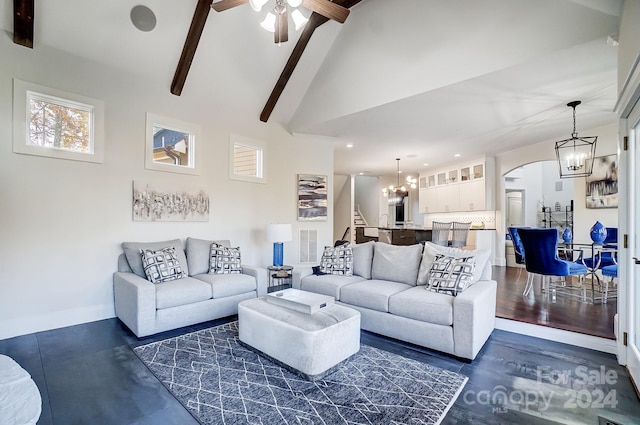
[418,158,494,213]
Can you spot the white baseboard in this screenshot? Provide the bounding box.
[493,257,506,266]
[495,318,618,355]
[0,304,115,340]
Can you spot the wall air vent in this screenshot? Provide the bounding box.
[299,229,318,263]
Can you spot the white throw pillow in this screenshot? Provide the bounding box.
[140,246,186,283]
[209,243,242,274]
[320,244,353,276]
[417,242,490,285]
[425,254,476,296]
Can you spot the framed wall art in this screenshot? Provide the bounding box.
[586,154,618,209]
[133,181,209,222]
[297,174,327,221]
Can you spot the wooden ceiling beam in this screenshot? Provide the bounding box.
[171,0,213,96]
[13,0,34,48]
[260,0,362,122]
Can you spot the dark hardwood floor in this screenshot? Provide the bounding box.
[493,265,616,340]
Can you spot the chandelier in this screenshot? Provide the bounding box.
[251,0,309,43]
[382,158,416,204]
[555,100,598,179]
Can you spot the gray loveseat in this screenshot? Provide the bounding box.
[294,241,497,360]
[114,237,267,337]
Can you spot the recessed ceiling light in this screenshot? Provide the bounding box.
[358,172,364,175]
[130,5,157,32]
[346,144,353,148]
[454,154,461,158]
[423,163,429,166]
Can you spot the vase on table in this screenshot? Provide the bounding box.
[562,227,572,244]
[590,221,607,245]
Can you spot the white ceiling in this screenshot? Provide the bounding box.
[0,0,623,178]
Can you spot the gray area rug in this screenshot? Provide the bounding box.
[134,321,468,425]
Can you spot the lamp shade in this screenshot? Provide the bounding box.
[266,224,292,243]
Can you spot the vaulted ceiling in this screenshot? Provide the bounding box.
[1,0,622,177]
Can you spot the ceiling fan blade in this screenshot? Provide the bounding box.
[302,0,349,23]
[212,0,248,12]
[275,9,288,44]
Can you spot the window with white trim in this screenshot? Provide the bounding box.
[229,134,266,183]
[13,79,104,163]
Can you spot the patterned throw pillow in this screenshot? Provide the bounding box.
[140,246,186,284]
[425,254,476,296]
[209,243,241,274]
[319,243,353,276]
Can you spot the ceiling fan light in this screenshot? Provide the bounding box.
[249,0,269,12]
[291,8,308,30]
[260,12,276,32]
[287,0,303,7]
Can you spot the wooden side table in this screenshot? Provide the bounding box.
[267,265,293,293]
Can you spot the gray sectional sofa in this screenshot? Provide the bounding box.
[113,237,267,337]
[293,241,497,360]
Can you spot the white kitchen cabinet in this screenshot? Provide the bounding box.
[418,158,494,213]
[436,184,460,212]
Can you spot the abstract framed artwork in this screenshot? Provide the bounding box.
[586,154,618,209]
[297,174,327,221]
[133,181,209,221]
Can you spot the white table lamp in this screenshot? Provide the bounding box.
[266,224,292,267]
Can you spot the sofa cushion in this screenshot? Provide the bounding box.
[320,244,353,276]
[351,241,374,279]
[123,239,189,279]
[209,244,242,274]
[141,247,187,284]
[340,279,412,312]
[417,242,490,285]
[193,273,256,298]
[155,277,212,309]
[371,242,423,286]
[388,286,453,326]
[185,238,231,275]
[300,274,366,300]
[425,255,475,296]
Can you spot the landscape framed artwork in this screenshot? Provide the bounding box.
[133,181,209,221]
[297,174,328,221]
[586,154,618,209]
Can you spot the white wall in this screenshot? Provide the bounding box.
[333,175,352,242]
[354,175,379,227]
[0,37,334,339]
[618,0,640,91]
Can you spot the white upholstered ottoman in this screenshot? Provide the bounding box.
[238,294,361,380]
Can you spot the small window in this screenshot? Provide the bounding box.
[145,113,200,175]
[229,134,266,183]
[13,79,104,163]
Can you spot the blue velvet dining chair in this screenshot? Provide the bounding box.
[507,227,526,281]
[517,228,588,297]
[578,227,618,270]
[600,264,618,303]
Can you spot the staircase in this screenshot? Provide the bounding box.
[354,206,368,227]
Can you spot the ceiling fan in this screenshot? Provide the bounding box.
[211,0,350,44]
[169,0,362,123]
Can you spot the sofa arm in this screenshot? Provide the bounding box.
[292,267,313,289]
[241,265,268,297]
[113,272,157,338]
[452,279,497,360]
